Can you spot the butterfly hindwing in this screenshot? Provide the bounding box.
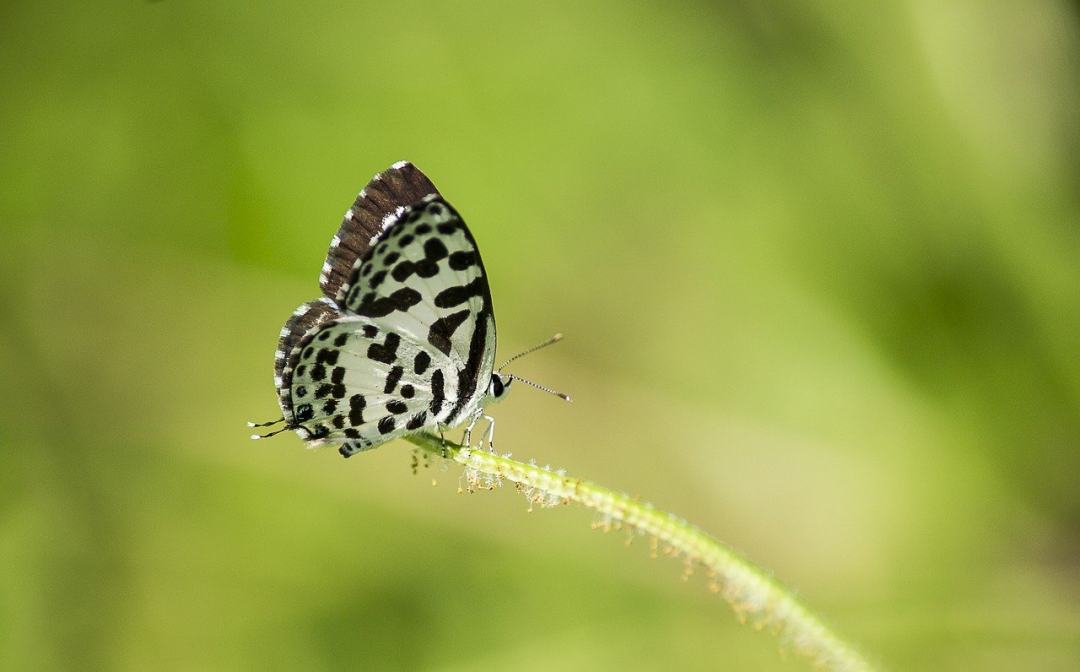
[284,319,459,456]
[339,195,496,427]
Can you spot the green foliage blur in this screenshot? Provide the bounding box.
[2,2,1079,669]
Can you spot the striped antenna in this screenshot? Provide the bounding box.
[498,333,564,371]
[508,374,571,403]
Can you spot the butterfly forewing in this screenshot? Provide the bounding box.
[339,196,496,428]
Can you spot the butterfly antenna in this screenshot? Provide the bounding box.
[508,374,572,403]
[247,417,285,428]
[498,333,564,371]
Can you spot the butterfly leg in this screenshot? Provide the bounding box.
[482,415,496,453]
[463,408,484,449]
[437,427,449,458]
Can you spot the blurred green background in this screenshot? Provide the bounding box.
[2,1,1079,670]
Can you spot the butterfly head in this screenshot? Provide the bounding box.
[490,334,572,405]
[487,372,512,403]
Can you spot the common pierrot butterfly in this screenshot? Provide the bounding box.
[252,161,568,457]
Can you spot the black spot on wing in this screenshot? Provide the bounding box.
[423,237,448,261]
[349,394,365,426]
[391,260,416,282]
[427,309,471,356]
[333,332,349,347]
[367,333,401,365]
[434,277,485,309]
[386,400,408,415]
[406,411,427,430]
[429,369,445,416]
[448,250,477,270]
[383,366,403,394]
[392,235,451,282]
[377,416,396,435]
[415,260,440,278]
[414,351,430,375]
[356,287,422,318]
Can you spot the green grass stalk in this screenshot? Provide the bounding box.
[405,432,875,671]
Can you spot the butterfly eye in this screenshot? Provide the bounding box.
[489,375,505,398]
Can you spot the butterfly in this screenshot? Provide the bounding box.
[252,161,568,458]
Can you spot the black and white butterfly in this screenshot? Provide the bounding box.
[252,161,568,457]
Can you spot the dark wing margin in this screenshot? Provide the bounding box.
[274,298,345,427]
[319,161,440,302]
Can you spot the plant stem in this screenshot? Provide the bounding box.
[405,432,875,672]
